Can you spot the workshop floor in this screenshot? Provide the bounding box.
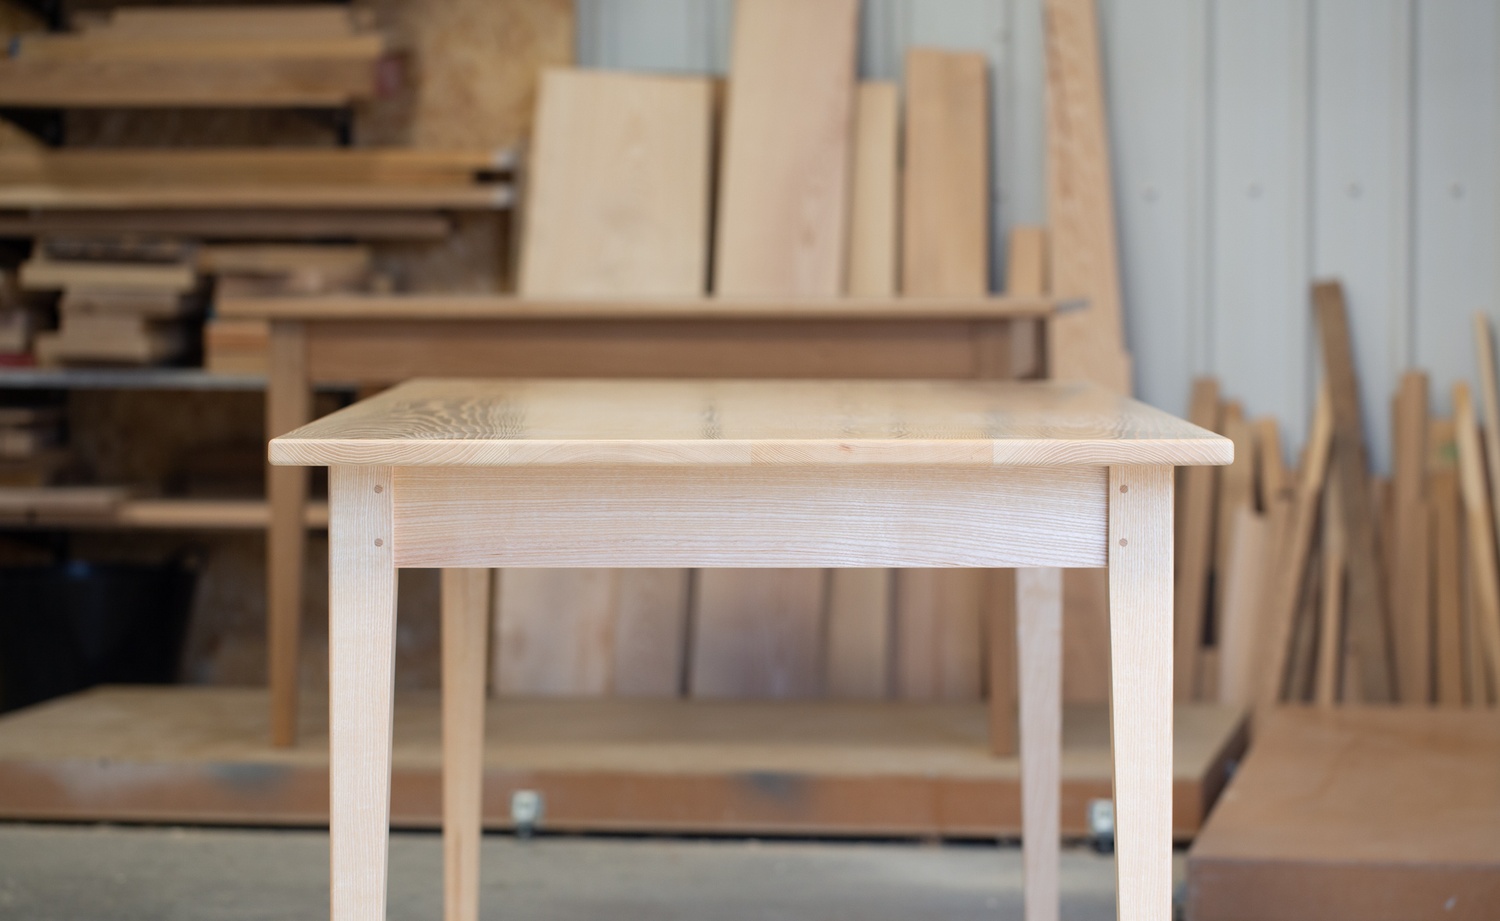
[0,823,1185,920]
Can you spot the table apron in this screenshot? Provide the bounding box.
[385,464,1108,569]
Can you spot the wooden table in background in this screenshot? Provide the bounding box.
[219,293,1068,750]
[271,377,1230,921]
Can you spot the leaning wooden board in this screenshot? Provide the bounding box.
[894,47,992,704]
[712,0,857,296]
[506,67,710,698]
[694,0,858,699]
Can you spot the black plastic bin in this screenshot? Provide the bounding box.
[0,558,198,713]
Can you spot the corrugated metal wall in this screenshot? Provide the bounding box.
[576,0,1500,472]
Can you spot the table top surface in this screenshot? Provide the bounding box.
[271,379,1232,468]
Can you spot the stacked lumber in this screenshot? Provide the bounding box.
[0,268,51,366]
[0,403,65,487]
[0,149,515,211]
[20,246,204,368]
[0,4,388,108]
[205,244,381,374]
[1180,280,1500,710]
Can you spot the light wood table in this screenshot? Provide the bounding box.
[221,293,1067,748]
[271,378,1230,921]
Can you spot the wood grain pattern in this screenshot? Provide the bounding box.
[1391,371,1431,703]
[1429,419,1465,707]
[327,465,397,921]
[271,379,1232,469]
[1107,464,1174,921]
[390,465,1110,570]
[520,69,712,297]
[440,568,488,921]
[846,82,900,297]
[901,48,989,298]
[1044,0,1131,392]
[1017,567,1062,921]
[1453,382,1500,699]
[1174,378,1220,701]
[1313,281,1395,702]
[712,0,857,297]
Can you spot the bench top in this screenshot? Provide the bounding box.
[270,378,1233,468]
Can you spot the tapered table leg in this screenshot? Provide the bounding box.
[442,568,491,921]
[1108,465,1174,921]
[329,465,398,921]
[1017,566,1062,921]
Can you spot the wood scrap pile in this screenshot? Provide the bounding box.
[0,4,389,108]
[1178,279,1500,709]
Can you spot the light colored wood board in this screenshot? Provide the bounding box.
[1391,370,1431,703]
[901,48,988,298]
[611,570,690,698]
[440,567,488,921]
[1428,419,1465,708]
[1213,401,1256,635]
[390,465,1109,571]
[327,464,397,921]
[1315,471,1347,707]
[894,570,984,700]
[846,82,900,298]
[0,485,127,517]
[0,687,1246,839]
[13,34,383,63]
[0,184,510,211]
[219,292,1066,321]
[0,211,454,241]
[1016,567,1062,921]
[1044,0,1131,392]
[712,0,857,297]
[1185,707,1500,921]
[20,257,196,293]
[825,569,892,699]
[33,328,187,366]
[1313,281,1395,702]
[1254,417,1290,509]
[1175,378,1221,701]
[1107,464,1175,921]
[688,569,825,699]
[1005,227,1048,379]
[0,58,377,107]
[1453,382,1500,696]
[1261,387,1333,705]
[93,5,361,39]
[1473,313,1500,570]
[62,290,200,318]
[519,68,712,297]
[1271,493,1317,703]
[1216,506,1270,708]
[198,244,372,276]
[272,379,1232,469]
[493,569,615,696]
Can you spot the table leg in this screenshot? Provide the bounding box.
[442,568,490,921]
[1017,567,1061,921]
[1107,465,1174,921]
[268,321,311,748]
[329,465,397,921]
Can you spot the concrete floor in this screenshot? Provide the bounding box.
[0,823,1184,920]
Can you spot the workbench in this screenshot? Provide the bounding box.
[270,377,1230,921]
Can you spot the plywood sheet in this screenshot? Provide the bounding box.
[711,0,857,296]
[520,68,712,297]
[901,49,988,297]
[846,81,900,297]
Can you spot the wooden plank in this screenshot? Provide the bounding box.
[0,486,128,518]
[1212,401,1257,652]
[1315,468,1346,707]
[493,569,615,696]
[1428,419,1465,708]
[846,82,900,297]
[0,184,510,211]
[1175,378,1221,701]
[0,58,378,108]
[13,34,384,64]
[20,257,196,294]
[1473,313,1500,564]
[1391,371,1431,703]
[1043,0,1131,392]
[1216,506,1270,708]
[519,69,713,297]
[97,5,360,40]
[711,0,857,297]
[1260,386,1334,706]
[1186,707,1500,921]
[197,244,372,276]
[901,48,988,298]
[0,687,1247,841]
[0,211,454,241]
[689,570,826,699]
[1016,567,1062,921]
[1312,280,1395,702]
[1453,382,1500,700]
[0,149,508,184]
[1254,417,1290,509]
[1006,227,1048,379]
